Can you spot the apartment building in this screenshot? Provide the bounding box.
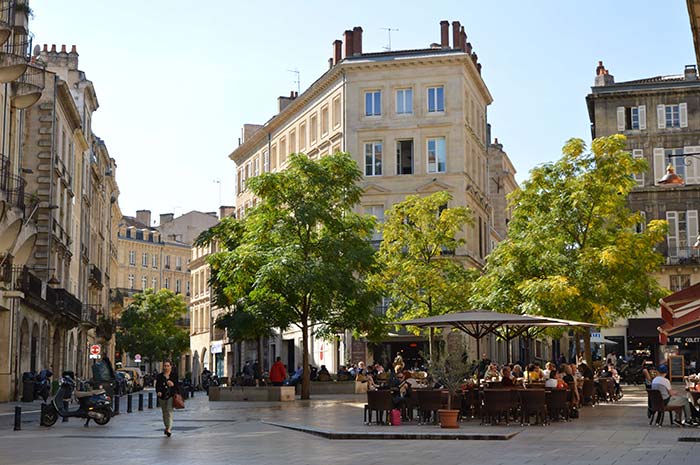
[229,21,516,373]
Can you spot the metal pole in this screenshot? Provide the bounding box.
[148,391,153,409]
[127,394,132,413]
[13,406,21,431]
[113,394,120,415]
[39,403,46,426]
[138,393,143,411]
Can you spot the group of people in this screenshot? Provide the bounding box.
[648,362,700,426]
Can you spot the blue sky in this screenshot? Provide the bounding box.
[30,0,695,222]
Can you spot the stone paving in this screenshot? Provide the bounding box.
[0,386,699,465]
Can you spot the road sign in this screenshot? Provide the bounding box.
[134,354,141,363]
[89,344,101,359]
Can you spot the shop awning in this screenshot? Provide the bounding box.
[657,283,700,344]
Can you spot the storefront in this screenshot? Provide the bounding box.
[628,318,700,367]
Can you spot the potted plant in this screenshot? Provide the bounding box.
[426,349,472,428]
[13,1,33,29]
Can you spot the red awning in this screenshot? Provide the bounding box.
[658,282,700,344]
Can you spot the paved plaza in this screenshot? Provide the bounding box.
[0,386,699,465]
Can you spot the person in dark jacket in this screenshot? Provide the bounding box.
[155,360,179,437]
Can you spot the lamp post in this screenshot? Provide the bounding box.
[657,151,700,185]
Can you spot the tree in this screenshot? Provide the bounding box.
[203,152,380,399]
[116,289,190,366]
[471,135,668,364]
[372,191,477,356]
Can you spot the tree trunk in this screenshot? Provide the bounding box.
[301,320,310,400]
[583,331,592,367]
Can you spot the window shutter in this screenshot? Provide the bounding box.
[657,105,666,129]
[666,211,678,258]
[680,102,688,128]
[653,147,666,185]
[684,146,700,184]
[616,107,625,131]
[632,149,645,187]
[638,105,646,130]
[688,210,699,253]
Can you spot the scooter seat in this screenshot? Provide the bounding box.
[74,389,105,398]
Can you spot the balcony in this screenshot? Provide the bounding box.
[81,304,99,327]
[11,266,58,316]
[665,247,700,266]
[55,288,82,323]
[0,31,29,83]
[52,219,70,247]
[0,3,10,47]
[11,62,44,109]
[88,264,103,289]
[0,155,26,213]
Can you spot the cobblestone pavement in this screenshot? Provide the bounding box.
[1,386,699,465]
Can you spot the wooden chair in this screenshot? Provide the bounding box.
[546,389,569,422]
[364,390,393,425]
[481,389,513,425]
[519,389,547,425]
[416,389,443,424]
[647,389,683,427]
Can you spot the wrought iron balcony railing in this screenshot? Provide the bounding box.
[0,2,11,47]
[55,288,82,321]
[0,155,25,213]
[0,31,30,83]
[664,246,700,265]
[81,304,99,326]
[11,62,44,109]
[89,263,102,288]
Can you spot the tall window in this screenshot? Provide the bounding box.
[152,254,158,268]
[128,274,134,289]
[364,142,383,176]
[176,256,182,271]
[289,130,297,154]
[129,250,135,266]
[310,115,317,144]
[186,281,191,295]
[152,277,157,289]
[141,276,147,290]
[142,252,148,267]
[396,140,414,175]
[321,106,329,135]
[176,279,181,293]
[396,88,413,114]
[332,96,341,127]
[364,205,385,243]
[666,148,685,181]
[364,90,381,116]
[666,104,680,128]
[279,137,287,165]
[164,278,169,289]
[632,149,645,187]
[427,137,446,173]
[666,210,698,260]
[427,86,445,112]
[299,122,306,150]
[263,150,269,173]
[165,255,171,269]
[670,275,691,292]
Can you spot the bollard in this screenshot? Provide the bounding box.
[183,389,189,400]
[62,401,69,422]
[138,393,143,411]
[148,392,153,409]
[127,394,132,413]
[113,395,120,415]
[39,403,47,426]
[13,406,21,431]
[190,386,195,398]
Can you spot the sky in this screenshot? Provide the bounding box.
[29,0,696,223]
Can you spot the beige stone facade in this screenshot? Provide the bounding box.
[228,21,516,372]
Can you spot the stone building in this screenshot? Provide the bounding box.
[586,58,700,362]
[228,21,517,373]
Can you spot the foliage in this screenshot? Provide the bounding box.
[214,307,272,343]
[95,316,116,341]
[372,191,477,326]
[470,135,669,362]
[116,289,189,363]
[425,349,472,410]
[14,2,33,17]
[201,152,381,399]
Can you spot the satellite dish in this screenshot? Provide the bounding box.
[32,44,40,57]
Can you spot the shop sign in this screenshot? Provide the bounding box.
[211,341,223,354]
[671,337,700,344]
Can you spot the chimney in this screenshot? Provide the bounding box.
[465,42,472,55]
[343,30,354,58]
[60,44,67,53]
[277,90,297,112]
[452,21,461,49]
[352,26,363,55]
[460,26,467,52]
[219,206,236,219]
[136,210,152,227]
[440,20,449,48]
[333,39,342,64]
[159,213,174,225]
[685,64,698,80]
[594,61,615,86]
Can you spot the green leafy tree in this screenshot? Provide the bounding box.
[471,135,668,364]
[116,289,189,365]
[202,152,380,399]
[372,191,477,356]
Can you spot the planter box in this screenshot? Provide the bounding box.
[208,386,295,402]
[294,381,363,395]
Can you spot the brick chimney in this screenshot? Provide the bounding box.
[460,26,467,52]
[219,206,236,219]
[136,210,152,227]
[333,39,342,65]
[440,20,449,48]
[343,30,354,58]
[594,61,615,86]
[278,90,298,112]
[159,213,174,225]
[452,21,461,49]
[352,26,363,55]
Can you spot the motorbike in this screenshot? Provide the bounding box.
[40,373,113,427]
[34,370,52,401]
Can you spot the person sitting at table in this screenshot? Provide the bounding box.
[501,366,514,386]
[525,364,540,382]
[545,368,568,389]
[543,362,556,380]
[512,364,524,379]
[577,362,594,380]
[485,363,500,380]
[389,370,412,412]
[652,365,698,426]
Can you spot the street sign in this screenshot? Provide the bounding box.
[89,344,101,359]
[134,354,142,363]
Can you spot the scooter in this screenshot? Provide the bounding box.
[41,374,113,427]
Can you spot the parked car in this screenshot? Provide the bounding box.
[117,367,143,391]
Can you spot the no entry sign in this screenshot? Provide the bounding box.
[89,344,101,359]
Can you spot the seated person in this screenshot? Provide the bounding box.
[545,368,568,389]
[652,365,698,426]
[525,364,540,382]
[543,362,556,380]
[511,364,523,379]
[577,362,594,380]
[317,365,331,382]
[484,363,500,381]
[337,365,351,381]
[501,366,514,386]
[286,365,303,386]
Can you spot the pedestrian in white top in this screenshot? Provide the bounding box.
[651,365,697,426]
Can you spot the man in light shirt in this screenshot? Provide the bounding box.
[651,365,697,426]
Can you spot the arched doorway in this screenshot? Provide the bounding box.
[52,328,62,372]
[18,319,29,374]
[30,323,39,372]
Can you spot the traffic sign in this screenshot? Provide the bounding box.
[134,354,142,363]
[89,344,101,359]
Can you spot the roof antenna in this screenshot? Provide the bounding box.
[287,68,300,94]
[380,27,399,51]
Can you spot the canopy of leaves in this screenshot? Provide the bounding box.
[372,191,477,326]
[471,135,669,327]
[116,289,189,362]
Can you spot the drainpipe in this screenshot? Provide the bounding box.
[47,75,57,282]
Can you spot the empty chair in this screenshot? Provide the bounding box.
[365,390,393,425]
[647,389,683,427]
[546,389,569,422]
[482,389,513,425]
[520,389,547,425]
[416,389,443,424]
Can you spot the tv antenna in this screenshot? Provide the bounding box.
[287,68,300,94]
[213,179,222,206]
[381,27,399,51]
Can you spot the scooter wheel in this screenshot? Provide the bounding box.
[94,408,112,426]
[41,407,58,427]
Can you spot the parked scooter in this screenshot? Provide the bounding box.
[35,369,53,401]
[40,372,113,427]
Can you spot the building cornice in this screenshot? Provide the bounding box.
[57,80,82,130]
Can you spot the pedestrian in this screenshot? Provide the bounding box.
[269,357,287,386]
[155,360,179,437]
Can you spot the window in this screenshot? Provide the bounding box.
[321,106,329,135]
[141,276,147,290]
[670,275,691,292]
[332,96,341,127]
[243,163,250,190]
[271,145,277,170]
[253,156,259,177]
[142,252,148,267]
[666,210,698,260]
[152,254,158,268]
[129,250,135,266]
[299,122,306,150]
[128,274,134,289]
[364,205,385,243]
[666,148,685,181]
[289,130,296,154]
[165,255,171,269]
[617,106,646,131]
[263,150,269,173]
[176,279,181,293]
[236,168,243,194]
[364,142,383,176]
[152,277,158,289]
[658,103,687,129]
[427,86,445,112]
[396,88,413,114]
[632,149,644,187]
[176,256,182,271]
[186,281,191,295]
[310,114,318,144]
[427,137,446,173]
[666,105,680,128]
[279,137,287,165]
[364,90,381,116]
[164,278,169,289]
[396,140,414,175]
[634,211,647,234]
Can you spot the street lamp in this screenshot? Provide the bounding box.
[657,151,700,185]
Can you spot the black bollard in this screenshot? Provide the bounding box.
[127,394,132,413]
[39,403,46,426]
[13,406,21,431]
[113,395,120,415]
[190,385,195,398]
[62,401,69,422]
[138,393,143,411]
[148,392,153,409]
